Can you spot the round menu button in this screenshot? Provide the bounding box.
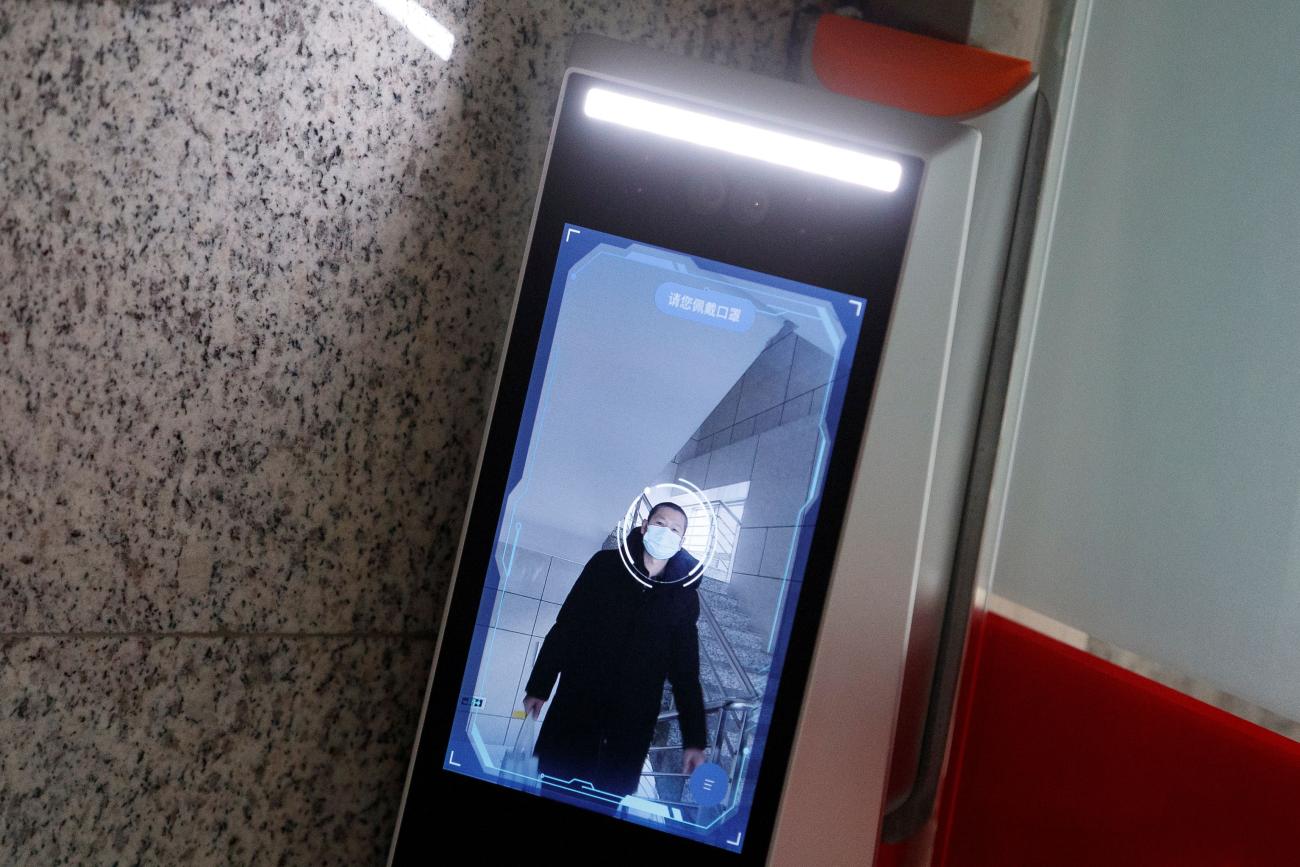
[687,761,728,807]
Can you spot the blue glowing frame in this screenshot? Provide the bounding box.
[443,223,866,852]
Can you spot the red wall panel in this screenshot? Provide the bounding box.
[935,613,1300,866]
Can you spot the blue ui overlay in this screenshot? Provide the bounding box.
[444,224,867,852]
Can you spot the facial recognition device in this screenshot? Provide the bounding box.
[390,27,1037,866]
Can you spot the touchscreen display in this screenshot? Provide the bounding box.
[443,222,868,853]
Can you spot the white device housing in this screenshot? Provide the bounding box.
[390,33,1039,865]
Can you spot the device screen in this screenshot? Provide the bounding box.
[393,70,921,864]
[443,221,866,852]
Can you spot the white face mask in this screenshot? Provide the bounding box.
[642,524,683,560]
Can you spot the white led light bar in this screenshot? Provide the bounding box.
[583,87,902,193]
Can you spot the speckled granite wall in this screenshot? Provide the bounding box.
[0,1,796,862]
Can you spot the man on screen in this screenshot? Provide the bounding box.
[521,502,708,797]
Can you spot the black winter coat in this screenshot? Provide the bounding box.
[524,527,707,796]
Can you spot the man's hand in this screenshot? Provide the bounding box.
[682,747,707,775]
[522,695,545,720]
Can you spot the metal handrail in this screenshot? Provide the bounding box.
[655,695,757,723]
[644,698,757,816]
[716,497,741,519]
[697,591,759,701]
[714,498,743,529]
[691,603,733,707]
[655,698,758,771]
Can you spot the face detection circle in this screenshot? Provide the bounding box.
[617,480,717,588]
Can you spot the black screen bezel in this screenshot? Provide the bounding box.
[391,71,923,865]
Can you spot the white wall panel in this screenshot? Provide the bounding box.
[992,0,1300,720]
